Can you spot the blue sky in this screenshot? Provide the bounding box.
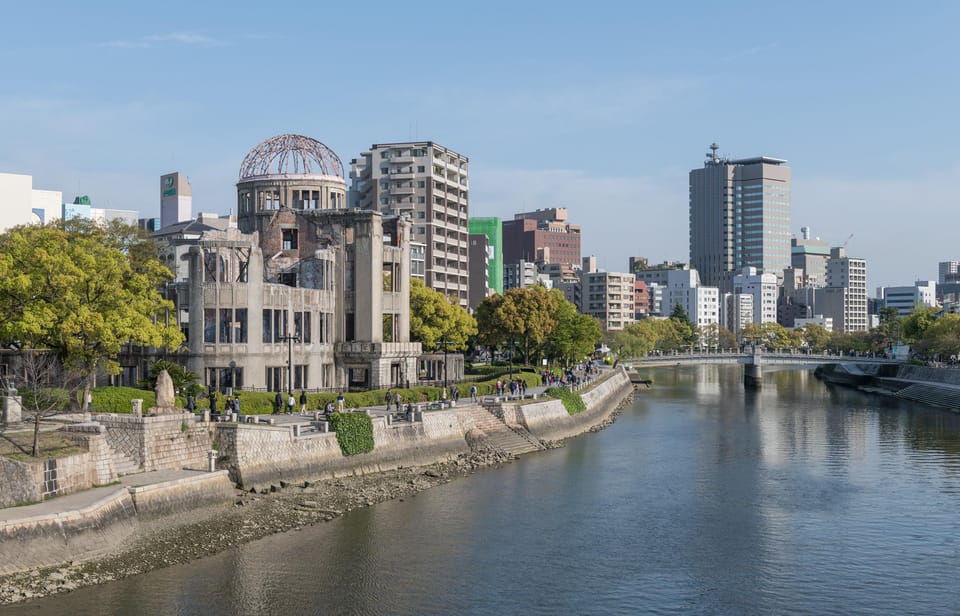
[2,1,958,289]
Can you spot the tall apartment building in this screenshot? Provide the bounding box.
[733,267,779,325]
[689,143,791,293]
[815,247,868,332]
[664,269,720,329]
[350,142,469,306]
[502,208,581,268]
[581,271,636,331]
[503,260,539,290]
[468,233,491,309]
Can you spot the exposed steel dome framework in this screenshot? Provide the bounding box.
[239,134,344,180]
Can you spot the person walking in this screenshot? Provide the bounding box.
[336,392,345,412]
[470,384,477,402]
[394,392,401,412]
[286,393,295,414]
[274,391,283,415]
[186,394,196,413]
[385,389,392,412]
[299,391,308,415]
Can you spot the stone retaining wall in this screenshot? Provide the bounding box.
[515,369,632,442]
[127,471,235,519]
[0,488,138,575]
[0,452,99,509]
[220,369,632,490]
[0,472,236,575]
[896,365,960,385]
[96,413,216,472]
[219,411,469,490]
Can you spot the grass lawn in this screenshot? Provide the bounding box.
[0,430,85,461]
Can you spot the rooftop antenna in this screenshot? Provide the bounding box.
[707,142,720,164]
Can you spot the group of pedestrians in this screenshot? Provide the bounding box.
[273,391,310,415]
[495,378,527,398]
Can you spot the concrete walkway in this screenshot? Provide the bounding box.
[0,469,214,523]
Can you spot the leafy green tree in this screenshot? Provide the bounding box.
[670,302,691,325]
[0,220,184,410]
[916,314,960,358]
[475,287,559,363]
[901,305,938,342]
[409,278,477,351]
[717,325,738,350]
[547,291,601,366]
[798,323,831,351]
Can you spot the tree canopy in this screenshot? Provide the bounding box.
[475,286,560,363]
[544,289,601,366]
[0,219,183,404]
[408,278,477,351]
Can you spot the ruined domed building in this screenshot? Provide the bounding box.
[135,134,422,392]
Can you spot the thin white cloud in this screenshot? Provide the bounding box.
[101,32,223,49]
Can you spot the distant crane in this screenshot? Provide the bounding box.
[842,233,854,248]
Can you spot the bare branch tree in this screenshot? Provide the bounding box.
[0,350,84,457]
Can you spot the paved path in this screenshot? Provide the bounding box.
[0,469,213,523]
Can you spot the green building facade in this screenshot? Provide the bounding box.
[468,217,503,295]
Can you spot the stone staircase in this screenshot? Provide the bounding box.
[893,383,960,410]
[100,440,142,477]
[458,405,545,456]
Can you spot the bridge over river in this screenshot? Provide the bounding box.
[626,350,902,388]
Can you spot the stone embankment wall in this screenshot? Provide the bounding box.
[500,369,632,442]
[219,412,469,490]
[96,413,216,471]
[0,471,235,575]
[0,488,138,575]
[894,365,960,385]
[0,452,99,509]
[221,368,632,490]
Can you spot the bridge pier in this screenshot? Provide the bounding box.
[744,355,763,388]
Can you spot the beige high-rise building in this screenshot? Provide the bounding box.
[581,271,636,331]
[815,247,868,332]
[350,142,469,307]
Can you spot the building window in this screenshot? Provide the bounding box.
[262,309,272,343]
[282,229,298,250]
[235,308,248,343]
[204,309,216,343]
[417,166,425,173]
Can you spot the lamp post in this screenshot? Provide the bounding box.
[278,329,300,394]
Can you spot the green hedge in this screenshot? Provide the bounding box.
[545,387,586,415]
[81,371,546,416]
[328,412,375,456]
[92,387,158,414]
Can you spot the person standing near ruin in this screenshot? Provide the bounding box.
[299,391,308,415]
[287,393,295,414]
[274,391,283,415]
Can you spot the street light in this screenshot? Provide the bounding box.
[277,329,301,394]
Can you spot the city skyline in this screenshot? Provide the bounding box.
[2,1,958,288]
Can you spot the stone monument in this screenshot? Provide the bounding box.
[151,369,179,415]
[2,386,22,424]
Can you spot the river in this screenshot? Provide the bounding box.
[5,365,960,615]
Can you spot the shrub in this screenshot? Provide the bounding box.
[546,387,586,415]
[92,387,156,414]
[328,412,375,456]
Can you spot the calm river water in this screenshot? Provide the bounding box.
[5,365,960,615]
